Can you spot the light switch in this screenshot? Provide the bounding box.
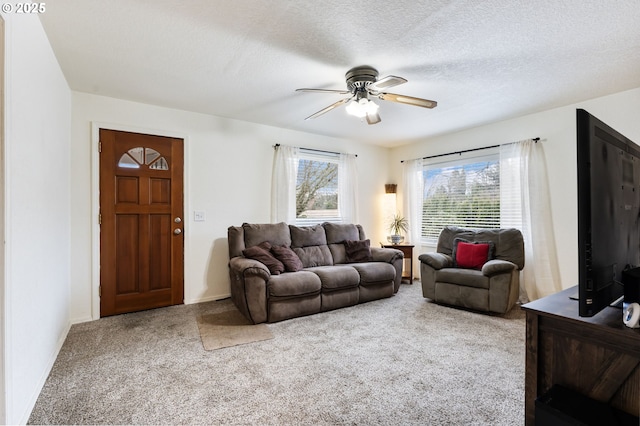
[194,210,206,222]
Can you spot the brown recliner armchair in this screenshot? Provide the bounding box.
[418,226,525,314]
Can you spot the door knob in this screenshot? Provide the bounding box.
[174,217,182,223]
[174,228,182,235]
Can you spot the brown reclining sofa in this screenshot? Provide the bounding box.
[227,222,404,323]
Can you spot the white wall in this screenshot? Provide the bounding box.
[2,11,72,425]
[2,9,635,423]
[70,87,640,323]
[70,92,391,322]
[389,87,640,290]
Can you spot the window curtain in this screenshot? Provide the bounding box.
[338,153,359,224]
[402,158,424,246]
[271,144,299,223]
[500,139,562,301]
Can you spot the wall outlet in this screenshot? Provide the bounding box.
[194,210,206,222]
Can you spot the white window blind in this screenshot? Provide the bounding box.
[421,152,501,242]
[498,153,524,229]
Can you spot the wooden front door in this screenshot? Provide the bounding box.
[99,129,184,317]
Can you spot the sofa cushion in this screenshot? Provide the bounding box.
[328,243,348,264]
[243,222,291,248]
[268,271,322,297]
[437,268,489,289]
[438,226,524,270]
[243,242,285,275]
[351,262,395,285]
[294,245,334,268]
[290,224,327,247]
[344,239,373,263]
[306,265,360,290]
[227,225,245,258]
[271,245,304,272]
[323,223,361,244]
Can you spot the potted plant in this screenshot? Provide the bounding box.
[388,214,409,244]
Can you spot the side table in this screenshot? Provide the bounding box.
[381,244,414,283]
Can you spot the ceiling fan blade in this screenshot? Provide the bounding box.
[304,97,352,120]
[296,88,351,95]
[378,92,437,109]
[368,75,407,92]
[366,112,381,125]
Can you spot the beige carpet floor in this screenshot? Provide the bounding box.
[196,310,274,350]
[28,282,526,425]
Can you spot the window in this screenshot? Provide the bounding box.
[271,145,357,225]
[117,147,169,170]
[421,152,501,242]
[295,150,340,225]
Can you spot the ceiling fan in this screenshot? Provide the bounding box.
[296,65,437,125]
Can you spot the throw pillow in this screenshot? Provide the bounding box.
[242,241,285,275]
[344,239,373,263]
[452,237,495,268]
[271,245,304,272]
[455,241,490,270]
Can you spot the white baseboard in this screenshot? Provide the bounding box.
[184,293,231,305]
[69,315,94,325]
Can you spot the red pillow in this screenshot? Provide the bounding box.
[455,241,490,270]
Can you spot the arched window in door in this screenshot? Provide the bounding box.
[117,147,169,170]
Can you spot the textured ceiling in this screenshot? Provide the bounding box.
[39,0,640,147]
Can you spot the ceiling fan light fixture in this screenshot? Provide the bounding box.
[346,98,379,118]
[365,99,379,115]
[296,65,436,123]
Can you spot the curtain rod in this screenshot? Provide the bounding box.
[274,143,357,157]
[400,137,540,163]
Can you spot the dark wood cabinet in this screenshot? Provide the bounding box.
[521,286,640,425]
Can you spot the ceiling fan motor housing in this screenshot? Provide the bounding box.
[346,66,379,93]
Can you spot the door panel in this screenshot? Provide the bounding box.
[149,178,170,204]
[100,129,184,317]
[149,214,171,291]
[116,177,139,204]
[115,214,139,295]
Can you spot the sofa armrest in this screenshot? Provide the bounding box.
[228,256,270,324]
[229,256,271,280]
[370,247,403,263]
[482,259,517,277]
[418,252,452,270]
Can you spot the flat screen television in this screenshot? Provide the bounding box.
[577,108,640,317]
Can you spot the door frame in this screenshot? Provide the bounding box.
[90,121,190,320]
[0,14,6,424]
